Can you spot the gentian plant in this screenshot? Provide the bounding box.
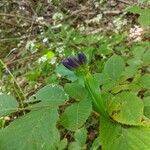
[62,52,150,150]
[62,52,108,117]
[0,52,150,150]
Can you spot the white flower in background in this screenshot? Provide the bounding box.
[19,6,25,10]
[86,14,102,24]
[38,55,47,63]
[55,46,65,53]
[49,57,57,65]
[94,1,100,8]
[77,24,85,32]
[52,13,63,21]
[43,38,48,43]
[35,17,44,22]
[26,40,35,50]
[101,54,106,59]
[129,25,144,42]
[113,17,127,32]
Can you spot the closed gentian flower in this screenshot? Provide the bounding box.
[67,56,80,68]
[77,52,86,65]
[62,59,74,70]
[62,52,87,71]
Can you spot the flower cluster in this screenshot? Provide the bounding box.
[129,25,144,42]
[62,52,86,70]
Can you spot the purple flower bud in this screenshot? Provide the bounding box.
[62,59,74,70]
[67,56,80,68]
[77,52,86,64]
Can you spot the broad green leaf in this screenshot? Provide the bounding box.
[143,96,150,119]
[34,84,68,106]
[139,74,150,89]
[64,82,88,100]
[127,58,143,67]
[90,136,101,150]
[102,80,117,92]
[111,84,129,94]
[104,55,125,80]
[74,127,87,146]
[123,65,138,78]
[143,50,150,65]
[68,142,81,150]
[127,6,143,14]
[84,74,108,117]
[132,46,145,59]
[0,94,18,117]
[94,73,110,86]
[100,117,150,150]
[55,64,77,81]
[108,92,144,125]
[60,99,92,131]
[0,108,60,150]
[127,6,150,27]
[58,138,68,150]
[138,12,150,27]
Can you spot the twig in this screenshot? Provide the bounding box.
[0,13,32,22]
[103,10,121,15]
[117,0,132,5]
[62,7,89,21]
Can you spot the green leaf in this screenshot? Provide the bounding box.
[104,55,125,80]
[34,84,68,106]
[55,64,77,81]
[94,73,110,86]
[74,127,87,146]
[102,80,117,92]
[138,12,150,27]
[139,74,150,89]
[0,108,60,150]
[58,138,68,150]
[64,82,88,100]
[123,65,138,78]
[90,136,101,150]
[100,117,150,150]
[68,142,81,150]
[143,50,150,65]
[0,94,18,117]
[108,92,144,125]
[60,99,92,131]
[143,96,150,119]
[127,6,143,14]
[84,74,108,117]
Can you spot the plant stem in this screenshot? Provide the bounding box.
[0,59,26,107]
[84,73,109,118]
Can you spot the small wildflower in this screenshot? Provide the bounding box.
[129,25,144,42]
[49,57,57,65]
[35,17,44,22]
[55,46,65,53]
[52,13,63,21]
[38,55,47,63]
[77,52,87,64]
[62,52,87,70]
[43,38,48,43]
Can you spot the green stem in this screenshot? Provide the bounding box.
[0,59,26,107]
[84,73,109,118]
